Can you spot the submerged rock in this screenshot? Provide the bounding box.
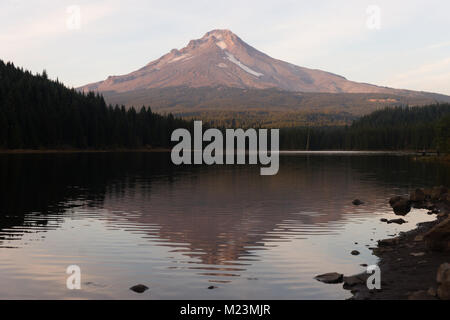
[208,285,217,290]
[352,199,364,205]
[314,272,344,284]
[130,284,149,293]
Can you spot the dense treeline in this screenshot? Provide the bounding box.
[280,104,450,151]
[104,86,450,128]
[436,114,450,153]
[0,60,191,149]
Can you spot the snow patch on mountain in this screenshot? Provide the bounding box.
[224,52,263,77]
[168,54,191,63]
[216,41,227,50]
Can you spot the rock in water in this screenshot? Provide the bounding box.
[130,284,149,293]
[423,217,450,251]
[343,274,367,289]
[314,272,344,284]
[352,199,364,205]
[351,250,360,255]
[389,197,411,215]
[389,196,403,206]
[387,218,407,225]
[410,188,426,202]
[437,263,450,300]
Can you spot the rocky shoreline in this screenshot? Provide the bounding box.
[316,186,450,300]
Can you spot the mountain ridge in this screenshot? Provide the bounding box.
[79,29,443,97]
[77,29,450,127]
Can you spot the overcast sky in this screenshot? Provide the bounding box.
[1,0,450,95]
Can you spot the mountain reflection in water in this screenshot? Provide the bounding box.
[0,152,448,299]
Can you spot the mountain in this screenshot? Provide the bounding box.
[78,29,450,127]
[80,29,434,95]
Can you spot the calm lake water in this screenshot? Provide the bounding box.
[0,152,449,299]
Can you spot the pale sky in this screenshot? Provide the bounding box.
[1,0,450,95]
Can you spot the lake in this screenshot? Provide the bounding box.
[0,152,449,299]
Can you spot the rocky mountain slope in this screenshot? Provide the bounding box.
[79,29,448,96]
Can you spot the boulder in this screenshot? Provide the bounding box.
[389,196,403,206]
[431,186,448,201]
[378,238,398,247]
[391,197,411,215]
[423,202,436,210]
[352,199,364,205]
[437,263,450,283]
[423,217,450,252]
[314,272,344,284]
[437,263,450,300]
[410,188,425,202]
[423,188,433,198]
[437,284,450,300]
[342,274,368,290]
[408,290,434,300]
[427,287,437,297]
[351,250,360,255]
[442,193,450,206]
[438,212,448,219]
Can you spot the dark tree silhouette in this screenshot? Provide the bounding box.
[0,60,192,149]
